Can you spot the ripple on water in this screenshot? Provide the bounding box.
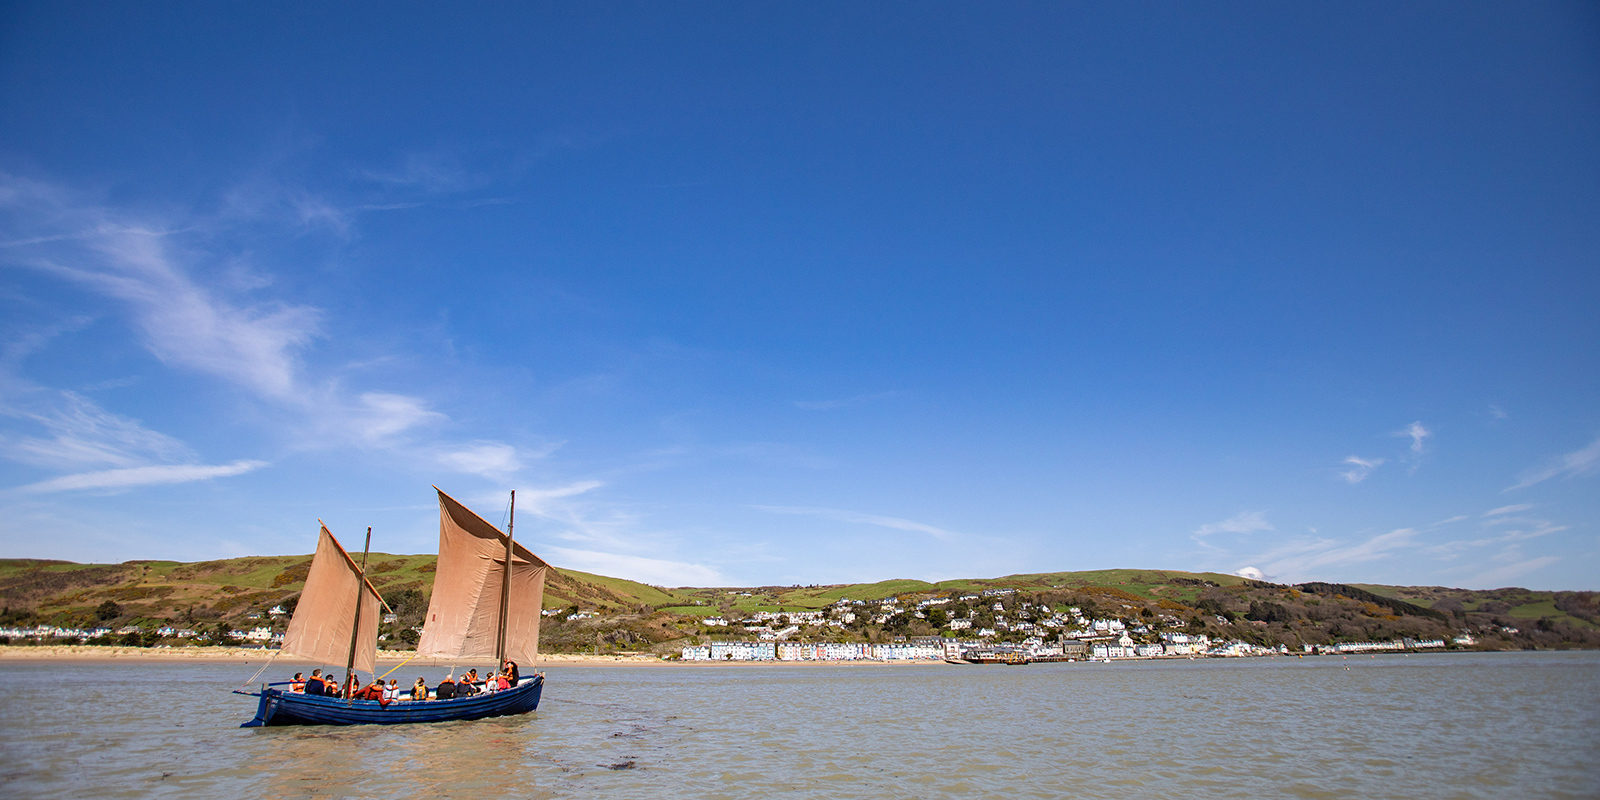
[2,654,1598,799]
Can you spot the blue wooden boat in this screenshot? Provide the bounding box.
[239,489,552,727]
[239,674,544,727]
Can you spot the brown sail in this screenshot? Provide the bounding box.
[279,524,384,673]
[415,488,548,664]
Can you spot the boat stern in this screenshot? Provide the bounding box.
[238,688,280,728]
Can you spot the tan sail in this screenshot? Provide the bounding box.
[279,525,383,673]
[415,488,549,664]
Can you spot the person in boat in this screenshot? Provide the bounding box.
[502,660,519,686]
[480,672,499,694]
[353,680,383,701]
[434,675,457,700]
[493,669,511,691]
[411,677,429,701]
[304,668,327,696]
[382,679,400,704]
[459,669,479,696]
[290,672,306,693]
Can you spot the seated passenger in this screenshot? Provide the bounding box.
[304,668,327,696]
[411,677,429,701]
[495,672,511,691]
[289,672,306,693]
[382,679,400,704]
[459,669,480,695]
[502,660,519,685]
[435,676,457,700]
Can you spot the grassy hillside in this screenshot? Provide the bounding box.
[1,556,1595,653]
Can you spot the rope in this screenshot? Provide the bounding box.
[377,651,420,681]
[238,649,282,689]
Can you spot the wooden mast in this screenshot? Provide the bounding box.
[343,526,372,699]
[495,491,515,664]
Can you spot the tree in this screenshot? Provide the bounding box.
[96,600,122,621]
[926,608,949,628]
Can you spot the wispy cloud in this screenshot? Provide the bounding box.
[357,152,478,194]
[752,505,956,541]
[1,173,485,459]
[515,479,604,509]
[1435,514,1565,549]
[542,545,722,587]
[794,391,899,411]
[1339,455,1384,484]
[1193,510,1273,540]
[14,459,268,493]
[1507,435,1600,491]
[436,441,527,481]
[1482,504,1533,518]
[0,177,323,400]
[350,392,446,444]
[1397,421,1430,454]
[0,390,193,469]
[1462,555,1560,589]
[1241,527,1420,582]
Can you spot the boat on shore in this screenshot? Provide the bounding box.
[239,488,550,727]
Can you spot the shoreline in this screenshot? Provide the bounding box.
[0,645,948,667]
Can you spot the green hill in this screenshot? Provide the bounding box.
[1,556,1595,654]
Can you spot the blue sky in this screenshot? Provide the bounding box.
[2,3,1597,590]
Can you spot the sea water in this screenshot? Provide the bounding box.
[0,651,1595,799]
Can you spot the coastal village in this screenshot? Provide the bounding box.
[3,586,1477,663]
[677,589,1464,662]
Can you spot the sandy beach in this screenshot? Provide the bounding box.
[0,645,944,667]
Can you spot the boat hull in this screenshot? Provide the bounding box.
[240,674,544,727]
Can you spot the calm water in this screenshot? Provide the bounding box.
[0,652,1595,799]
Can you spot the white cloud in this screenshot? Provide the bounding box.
[751,505,956,541]
[0,176,324,401]
[542,545,722,587]
[1507,435,1600,491]
[1482,504,1533,518]
[1243,528,1420,582]
[1193,510,1273,539]
[352,392,446,443]
[516,480,604,509]
[1397,421,1430,454]
[13,459,268,493]
[1339,455,1384,484]
[1234,566,1268,581]
[1,390,193,469]
[437,441,526,480]
[357,152,477,194]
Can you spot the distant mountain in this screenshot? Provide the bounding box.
[1,557,1595,653]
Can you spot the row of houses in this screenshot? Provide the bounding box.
[683,633,1464,663]
[1318,639,1446,654]
[0,624,281,644]
[682,640,946,661]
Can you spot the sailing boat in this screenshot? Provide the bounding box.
[239,488,548,726]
